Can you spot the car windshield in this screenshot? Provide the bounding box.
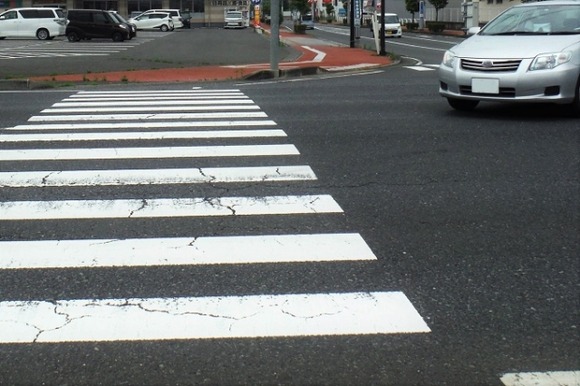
[480,4,580,35]
[227,12,242,18]
[111,12,128,23]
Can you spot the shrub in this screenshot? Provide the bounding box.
[426,21,445,33]
[294,24,307,34]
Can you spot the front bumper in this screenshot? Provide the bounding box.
[439,58,579,105]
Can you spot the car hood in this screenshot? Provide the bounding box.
[451,35,580,58]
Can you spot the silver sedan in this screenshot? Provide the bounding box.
[438,0,580,115]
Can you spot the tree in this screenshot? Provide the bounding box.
[405,0,419,22]
[428,0,448,21]
[291,0,311,16]
[261,0,284,24]
[325,2,335,19]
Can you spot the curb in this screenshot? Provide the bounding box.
[0,79,31,90]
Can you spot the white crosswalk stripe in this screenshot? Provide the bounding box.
[0,88,430,343]
[0,233,377,269]
[500,370,580,386]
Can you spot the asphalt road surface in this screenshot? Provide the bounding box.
[0,25,578,386]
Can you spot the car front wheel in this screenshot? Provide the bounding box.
[112,32,125,42]
[160,24,169,32]
[66,32,81,42]
[36,28,50,40]
[447,98,479,111]
[568,75,580,117]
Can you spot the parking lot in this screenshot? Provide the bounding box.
[0,28,298,79]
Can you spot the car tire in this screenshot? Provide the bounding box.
[447,98,479,111]
[66,32,81,42]
[566,75,580,117]
[112,32,124,42]
[36,28,50,40]
[160,24,169,32]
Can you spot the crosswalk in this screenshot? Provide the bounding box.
[0,38,153,60]
[0,88,431,344]
[1,89,576,384]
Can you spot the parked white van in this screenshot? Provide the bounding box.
[0,7,66,40]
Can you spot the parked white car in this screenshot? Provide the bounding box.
[224,11,246,29]
[370,12,402,38]
[438,0,580,115]
[134,9,183,28]
[129,12,174,31]
[0,7,66,40]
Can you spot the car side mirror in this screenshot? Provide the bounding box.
[467,26,481,36]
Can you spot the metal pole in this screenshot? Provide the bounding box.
[350,0,355,47]
[270,0,280,76]
[380,0,385,55]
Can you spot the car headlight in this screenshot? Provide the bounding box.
[442,50,457,68]
[529,52,571,71]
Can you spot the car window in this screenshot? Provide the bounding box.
[38,9,57,18]
[482,4,580,35]
[1,10,20,19]
[93,12,108,23]
[20,10,39,18]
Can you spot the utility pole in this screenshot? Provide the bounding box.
[270,0,280,76]
[380,0,385,55]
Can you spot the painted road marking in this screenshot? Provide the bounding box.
[64,95,246,101]
[28,111,269,121]
[0,129,287,142]
[500,371,580,386]
[0,165,317,187]
[0,291,430,343]
[0,144,299,161]
[404,66,435,71]
[51,99,251,107]
[71,89,242,95]
[0,233,376,269]
[0,194,343,220]
[42,105,260,113]
[6,120,278,130]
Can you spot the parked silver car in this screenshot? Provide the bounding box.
[439,0,580,115]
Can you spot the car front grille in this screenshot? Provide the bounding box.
[459,86,516,97]
[461,58,522,72]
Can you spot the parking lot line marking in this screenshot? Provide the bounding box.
[0,233,375,269]
[0,144,299,161]
[0,291,430,343]
[0,165,316,187]
[0,194,343,220]
[0,129,286,142]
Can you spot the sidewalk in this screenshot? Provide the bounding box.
[27,26,395,85]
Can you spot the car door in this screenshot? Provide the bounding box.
[0,10,21,37]
[135,14,152,29]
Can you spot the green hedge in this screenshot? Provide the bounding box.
[405,22,419,30]
[294,24,307,34]
[426,21,445,33]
